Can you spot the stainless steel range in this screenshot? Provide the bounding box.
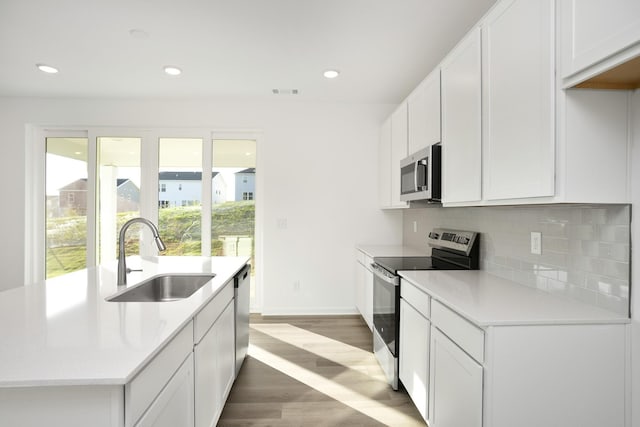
[371,228,479,390]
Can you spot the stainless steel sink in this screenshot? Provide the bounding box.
[107,273,216,302]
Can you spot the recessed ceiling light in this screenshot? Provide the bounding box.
[163,66,182,76]
[36,64,59,74]
[323,69,340,79]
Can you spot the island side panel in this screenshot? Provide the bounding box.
[0,385,124,427]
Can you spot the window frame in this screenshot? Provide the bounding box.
[26,127,263,312]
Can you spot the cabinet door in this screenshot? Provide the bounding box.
[136,354,194,427]
[561,0,640,78]
[482,0,555,200]
[378,117,393,208]
[195,300,236,427]
[399,299,430,421]
[408,69,441,154]
[355,260,366,320]
[441,27,482,204]
[429,328,482,427]
[390,103,409,208]
[363,265,374,331]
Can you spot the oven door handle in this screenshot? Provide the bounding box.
[371,263,400,286]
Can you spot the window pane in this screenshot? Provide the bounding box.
[212,139,256,306]
[158,138,203,256]
[98,137,141,262]
[45,137,88,278]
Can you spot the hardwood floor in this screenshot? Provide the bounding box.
[218,315,426,426]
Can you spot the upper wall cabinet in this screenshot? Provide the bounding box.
[441,28,482,204]
[378,117,393,208]
[561,0,640,88]
[379,104,408,209]
[379,0,632,208]
[407,69,441,154]
[482,0,555,201]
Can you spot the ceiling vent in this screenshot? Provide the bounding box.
[272,89,299,95]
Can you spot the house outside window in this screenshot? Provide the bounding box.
[160,183,166,192]
[243,192,254,200]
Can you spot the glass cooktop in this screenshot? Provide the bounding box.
[373,255,470,274]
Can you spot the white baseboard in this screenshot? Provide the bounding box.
[260,306,359,316]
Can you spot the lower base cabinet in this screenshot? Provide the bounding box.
[355,250,373,330]
[195,299,236,427]
[399,299,430,420]
[399,279,628,427]
[429,327,482,427]
[136,354,195,427]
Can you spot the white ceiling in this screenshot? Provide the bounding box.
[0,0,496,103]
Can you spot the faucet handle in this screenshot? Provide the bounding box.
[126,268,143,273]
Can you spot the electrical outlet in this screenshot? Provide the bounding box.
[530,232,542,255]
[413,221,418,233]
[293,280,300,292]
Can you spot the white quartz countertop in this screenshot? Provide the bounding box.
[0,256,249,388]
[356,244,427,258]
[400,270,629,327]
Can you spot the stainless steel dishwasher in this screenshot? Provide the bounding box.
[234,264,251,376]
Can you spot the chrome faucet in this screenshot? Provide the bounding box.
[118,218,166,286]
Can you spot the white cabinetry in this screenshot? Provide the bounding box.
[441,27,482,204]
[390,103,408,208]
[378,118,392,208]
[399,289,430,420]
[195,281,236,427]
[482,0,555,201]
[399,277,628,427]
[378,105,408,209]
[429,328,483,427]
[135,354,195,427]
[561,0,640,85]
[355,249,373,330]
[125,322,195,427]
[408,69,441,154]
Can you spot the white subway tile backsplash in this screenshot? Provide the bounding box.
[403,204,630,315]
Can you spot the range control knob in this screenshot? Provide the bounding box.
[428,232,440,240]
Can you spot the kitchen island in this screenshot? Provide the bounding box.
[0,255,249,427]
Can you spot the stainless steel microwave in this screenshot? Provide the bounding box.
[400,144,441,202]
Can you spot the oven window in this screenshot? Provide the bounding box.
[373,274,399,356]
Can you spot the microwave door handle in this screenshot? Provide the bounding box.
[414,161,419,191]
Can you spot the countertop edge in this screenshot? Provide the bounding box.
[400,270,630,328]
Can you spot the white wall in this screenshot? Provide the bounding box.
[0,97,403,314]
[632,89,640,427]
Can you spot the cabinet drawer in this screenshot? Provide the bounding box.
[356,250,373,272]
[126,321,194,426]
[194,280,234,343]
[400,280,430,318]
[431,300,484,363]
[363,255,373,272]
